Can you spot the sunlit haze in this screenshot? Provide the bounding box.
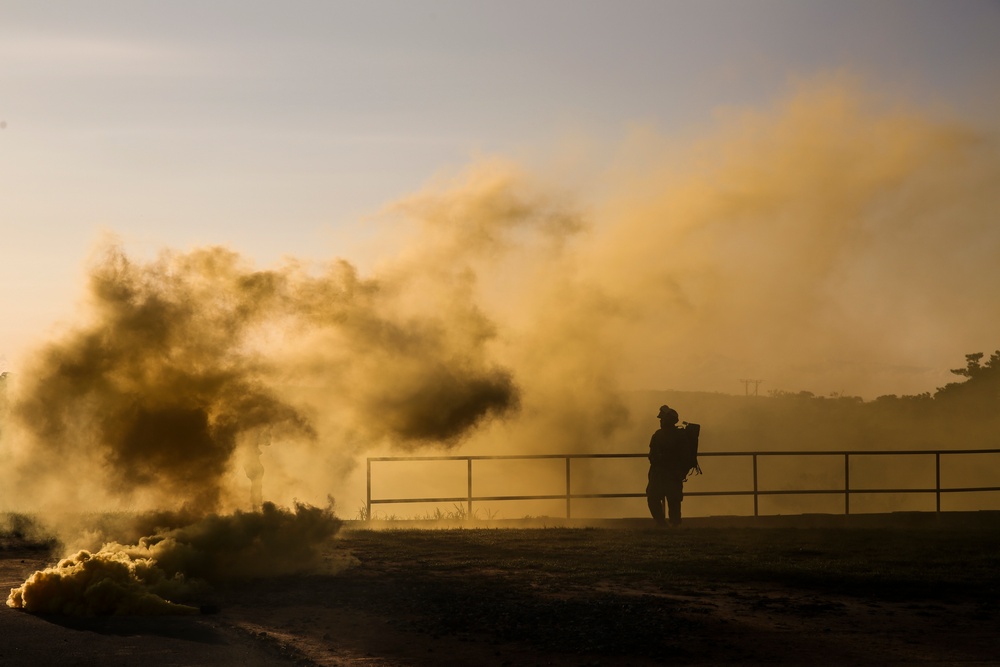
[2,2,1000,522]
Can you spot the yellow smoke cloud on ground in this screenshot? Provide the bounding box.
[8,502,345,615]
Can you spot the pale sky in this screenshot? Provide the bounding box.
[2,0,999,376]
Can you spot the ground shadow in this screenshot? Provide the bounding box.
[34,612,226,643]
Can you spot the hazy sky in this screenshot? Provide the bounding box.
[2,0,999,382]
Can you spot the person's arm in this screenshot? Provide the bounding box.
[648,432,664,463]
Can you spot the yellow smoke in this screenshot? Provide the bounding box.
[7,549,200,616]
[386,80,997,454]
[7,502,345,615]
[6,74,997,615]
[8,239,518,514]
[576,78,991,399]
[2,75,997,518]
[357,78,999,510]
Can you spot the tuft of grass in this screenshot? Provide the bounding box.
[356,503,503,522]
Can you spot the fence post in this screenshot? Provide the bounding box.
[565,457,572,519]
[366,458,372,522]
[844,453,850,515]
[467,458,473,518]
[752,454,759,517]
[935,452,941,513]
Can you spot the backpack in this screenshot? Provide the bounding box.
[680,422,702,479]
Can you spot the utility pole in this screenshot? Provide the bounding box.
[739,379,762,397]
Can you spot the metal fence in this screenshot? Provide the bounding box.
[365,449,1000,520]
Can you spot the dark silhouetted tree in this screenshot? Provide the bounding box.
[934,349,1000,408]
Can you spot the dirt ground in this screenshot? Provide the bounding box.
[2,516,998,666]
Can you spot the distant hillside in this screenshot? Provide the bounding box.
[623,349,1000,453]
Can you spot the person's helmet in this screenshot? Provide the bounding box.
[657,405,679,424]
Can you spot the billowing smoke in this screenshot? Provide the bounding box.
[356,77,1000,511]
[9,237,519,513]
[555,79,998,402]
[7,502,345,615]
[1,75,998,535]
[4,204,523,613]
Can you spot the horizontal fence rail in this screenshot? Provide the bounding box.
[365,449,1000,520]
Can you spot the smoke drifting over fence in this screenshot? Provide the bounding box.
[8,237,520,513]
[1,76,998,527]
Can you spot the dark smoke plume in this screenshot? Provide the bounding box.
[14,246,313,513]
[11,242,518,513]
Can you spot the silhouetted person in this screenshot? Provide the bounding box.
[646,405,699,527]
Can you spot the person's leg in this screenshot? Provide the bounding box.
[646,480,667,525]
[647,496,666,524]
[666,479,683,526]
[666,496,681,526]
